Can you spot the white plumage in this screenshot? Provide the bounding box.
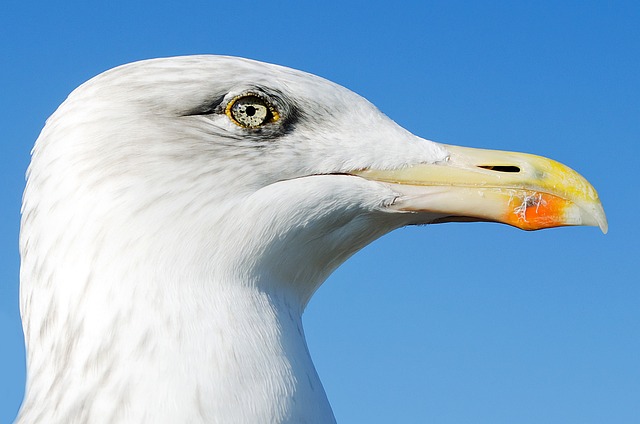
[16,56,605,423]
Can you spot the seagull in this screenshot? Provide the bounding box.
[16,55,607,424]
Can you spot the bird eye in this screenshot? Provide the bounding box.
[225,94,280,128]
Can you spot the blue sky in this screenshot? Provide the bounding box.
[1,1,638,423]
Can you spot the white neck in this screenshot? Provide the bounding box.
[17,263,336,423]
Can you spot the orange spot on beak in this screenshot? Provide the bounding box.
[504,192,567,231]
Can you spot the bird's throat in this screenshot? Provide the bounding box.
[18,272,336,423]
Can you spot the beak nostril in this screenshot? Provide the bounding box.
[479,165,521,173]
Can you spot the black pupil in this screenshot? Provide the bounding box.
[245,106,256,117]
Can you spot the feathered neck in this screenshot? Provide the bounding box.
[17,229,337,423]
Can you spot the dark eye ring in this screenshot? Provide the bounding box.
[225,94,280,128]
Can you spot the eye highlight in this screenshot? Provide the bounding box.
[225,94,280,128]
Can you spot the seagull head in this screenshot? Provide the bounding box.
[27,56,605,303]
[18,55,606,423]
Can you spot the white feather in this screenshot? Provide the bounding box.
[17,56,448,423]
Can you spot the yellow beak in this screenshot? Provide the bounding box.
[354,144,607,233]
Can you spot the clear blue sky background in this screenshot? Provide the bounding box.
[1,1,638,423]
